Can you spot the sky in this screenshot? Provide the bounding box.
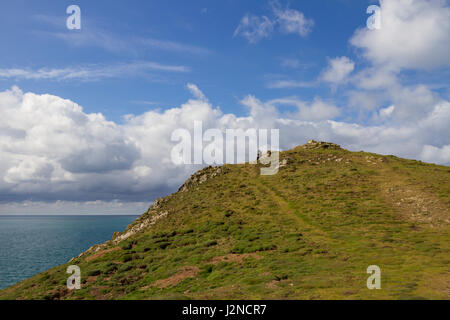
[0,0,449,214]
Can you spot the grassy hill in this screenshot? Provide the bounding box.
[1,141,449,300]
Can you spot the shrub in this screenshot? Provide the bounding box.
[87,269,101,277]
[102,262,118,273]
[118,264,133,273]
[200,264,214,275]
[119,241,133,250]
[274,274,289,281]
[182,228,194,234]
[158,242,171,250]
[205,240,218,247]
[121,254,133,262]
[225,210,235,218]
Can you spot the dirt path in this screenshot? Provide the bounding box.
[254,179,340,247]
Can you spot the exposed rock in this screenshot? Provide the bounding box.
[178,166,224,193]
[112,210,171,244]
[93,166,226,247]
[302,140,341,150]
[257,150,272,163]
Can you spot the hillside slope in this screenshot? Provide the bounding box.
[1,141,449,300]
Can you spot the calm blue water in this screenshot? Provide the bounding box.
[0,215,138,290]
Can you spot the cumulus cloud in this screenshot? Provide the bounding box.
[350,0,450,71]
[234,1,313,43]
[389,84,439,121]
[270,56,353,90]
[0,87,134,199]
[320,57,355,85]
[0,85,449,214]
[351,67,398,90]
[347,90,387,111]
[351,71,439,122]
[347,0,450,123]
[267,97,341,121]
[420,144,450,164]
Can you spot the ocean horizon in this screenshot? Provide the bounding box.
[0,215,139,290]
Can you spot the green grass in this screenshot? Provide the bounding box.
[0,143,449,300]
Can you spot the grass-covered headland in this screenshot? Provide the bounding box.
[1,141,449,300]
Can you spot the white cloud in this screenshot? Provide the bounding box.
[130,100,158,106]
[0,200,149,215]
[352,67,398,90]
[234,1,313,43]
[233,14,274,43]
[0,86,448,214]
[240,95,279,128]
[320,56,355,85]
[267,80,317,89]
[272,2,314,37]
[0,62,189,82]
[137,38,211,55]
[187,83,208,101]
[389,84,439,121]
[349,68,440,122]
[48,31,211,55]
[267,97,341,121]
[347,90,387,111]
[301,99,341,121]
[350,0,450,70]
[379,105,395,118]
[347,0,449,123]
[34,15,211,56]
[270,56,353,90]
[420,144,450,164]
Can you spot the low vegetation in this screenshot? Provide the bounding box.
[1,141,449,300]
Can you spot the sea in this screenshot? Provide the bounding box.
[0,215,138,290]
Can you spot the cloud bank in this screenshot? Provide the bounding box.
[0,83,448,213]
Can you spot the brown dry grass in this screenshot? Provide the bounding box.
[207,253,263,265]
[85,247,121,262]
[152,266,200,289]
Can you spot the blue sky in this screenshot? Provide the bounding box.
[0,0,377,121]
[0,0,449,214]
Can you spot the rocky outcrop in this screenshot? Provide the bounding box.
[302,140,341,150]
[112,210,171,244]
[112,165,229,244]
[100,166,227,246]
[110,194,176,245]
[178,166,225,192]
